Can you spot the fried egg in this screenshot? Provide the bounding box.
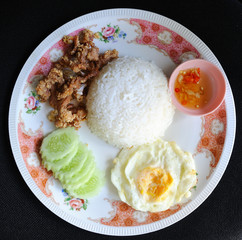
[111,138,197,212]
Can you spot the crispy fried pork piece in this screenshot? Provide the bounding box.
[48,109,58,122]
[73,83,87,103]
[70,29,95,56]
[49,86,59,109]
[79,29,94,44]
[35,29,118,129]
[70,43,99,71]
[70,35,81,55]
[73,90,85,103]
[87,46,99,61]
[62,35,74,44]
[57,76,87,100]
[99,49,119,67]
[36,68,64,102]
[58,55,71,68]
[55,96,86,129]
[57,69,99,100]
[55,96,75,128]
[71,107,86,128]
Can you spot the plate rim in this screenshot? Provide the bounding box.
[8,8,236,236]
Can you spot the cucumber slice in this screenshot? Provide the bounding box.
[42,143,78,172]
[66,169,104,199]
[62,150,96,187]
[40,127,104,199]
[40,128,79,162]
[55,142,89,181]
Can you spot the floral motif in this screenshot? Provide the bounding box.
[95,24,127,43]
[202,137,209,146]
[24,91,41,114]
[39,57,47,65]
[219,110,226,118]
[130,19,200,64]
[49,48,64,62]
[143,35,152,44]
[132,211,149,223]
[179,51,197,62]
[90,199,183,226]
[196,102,227,178]
[30,169,39,178]
[157,30,172,45]
[175,35,183,44]
[150,213,161,222]
[216,136,224,145]
[170,49,178,58]
[211,119,224,135]
[27,152,40,167]
[21,145,29,154]
[62,189,88,211]
[18,120,51,197]
[151,23,160,32]
[124,218,133,226]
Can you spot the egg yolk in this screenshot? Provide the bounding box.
[137,167,173,202]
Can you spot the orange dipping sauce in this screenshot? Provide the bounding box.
[174,68,212,109]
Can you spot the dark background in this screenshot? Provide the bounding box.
[1,0,241,239]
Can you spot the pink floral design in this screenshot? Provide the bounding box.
[62,190,88,211]
[69,199,84,210]
[96,24,127,43]
[24,91,41,114]
[103,27,115,37]
[26,96,36,109]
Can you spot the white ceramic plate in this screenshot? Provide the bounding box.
[8,9,236,236]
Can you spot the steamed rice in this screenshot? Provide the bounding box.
[86,56,175,148]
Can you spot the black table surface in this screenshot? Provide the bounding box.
[1,0,242,239]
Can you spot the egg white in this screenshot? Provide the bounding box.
[111,138,197,212]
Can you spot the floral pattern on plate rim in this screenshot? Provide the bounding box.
[95,24,127,43]
[195,101,227,178]
[18,112,51,197]
[89,198,191,227]
[17,19,227,225]
[63,189,88,211]
[128,19,200,64]
[24,91,41,114]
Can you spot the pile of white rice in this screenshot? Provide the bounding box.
[86,56,175,148]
